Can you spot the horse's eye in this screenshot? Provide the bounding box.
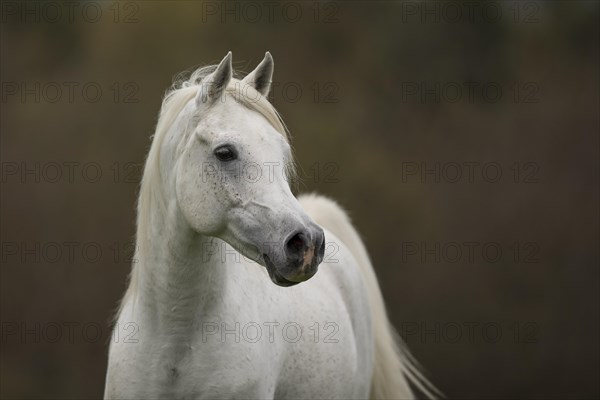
[214,145,237,162]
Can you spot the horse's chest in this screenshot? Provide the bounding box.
[108,320,360,399]
[107,340,269,398]
[106,266,370,399]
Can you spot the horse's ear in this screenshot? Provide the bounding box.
[241,52,274,97]
[196,52,233,106]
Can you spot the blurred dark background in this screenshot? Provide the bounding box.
[1,1,598,399]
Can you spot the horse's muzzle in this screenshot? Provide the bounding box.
[264,226,325,287]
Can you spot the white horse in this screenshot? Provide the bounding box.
[104,52,436,399]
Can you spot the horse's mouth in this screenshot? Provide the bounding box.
[263,254,300,287]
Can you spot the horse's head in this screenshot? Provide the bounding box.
[172,52,324,287]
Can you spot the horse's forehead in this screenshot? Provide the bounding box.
[199,102,282,143]
[205,105,260,129]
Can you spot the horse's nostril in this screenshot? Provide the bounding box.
[286,232,307,258]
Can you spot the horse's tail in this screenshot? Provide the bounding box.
[298,194,440,400]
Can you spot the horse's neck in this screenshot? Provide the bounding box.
[130,202,224,331]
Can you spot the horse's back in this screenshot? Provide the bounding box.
[300,194,425,399]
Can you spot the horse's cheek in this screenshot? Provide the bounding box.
[175,165,222,234]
